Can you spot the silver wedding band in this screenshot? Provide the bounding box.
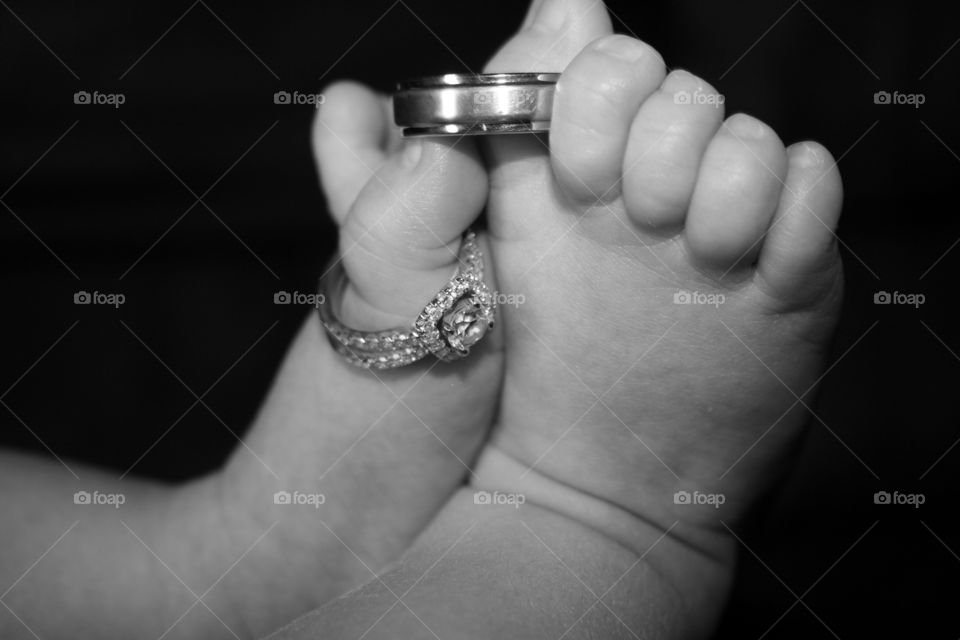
[393,73,560,138]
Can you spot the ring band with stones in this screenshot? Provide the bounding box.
[393,73,560,138]
[317,231,495,369]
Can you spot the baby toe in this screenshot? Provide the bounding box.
[337,137,491,333]
[756,141,844,308]
[550,35,666,204]
[313,81,393,224]
[684,113,788,272]
[622,69,724,232]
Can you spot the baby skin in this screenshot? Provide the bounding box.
[280,0,844,637]
[0,0,842,638]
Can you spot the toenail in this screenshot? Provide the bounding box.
[527,0,567,32]
[791,142,826,169]
[593,35,648,63]
[725,115,766,139]
[661,69,703,93]
[402,140,423,169]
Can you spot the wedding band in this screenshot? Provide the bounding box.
[318,231,495,369]
[393,73,560,137]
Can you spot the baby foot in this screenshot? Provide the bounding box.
[471,0,843,632]
[212,82,503,635]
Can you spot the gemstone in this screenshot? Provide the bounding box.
[441,293,494,351]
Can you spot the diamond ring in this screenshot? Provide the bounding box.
[317,230,495,369]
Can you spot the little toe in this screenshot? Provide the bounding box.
[685,113,788,272]
[622,69,724,232]
[550,35,666,203]
[756,141,844,308]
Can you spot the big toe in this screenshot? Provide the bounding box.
[336,137,491,334]
[484,0,613,75]
[480,0,614,240]
[313,81,396,223]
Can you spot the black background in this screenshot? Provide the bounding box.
[0,1,957,637]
